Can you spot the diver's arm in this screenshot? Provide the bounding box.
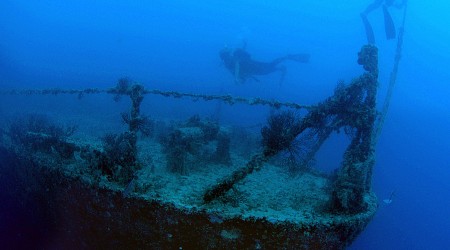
[393,0,407,8]
[362,0,384,15]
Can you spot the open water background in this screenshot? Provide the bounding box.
[1,1,449,249]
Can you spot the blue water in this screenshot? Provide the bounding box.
[1,1,449,249]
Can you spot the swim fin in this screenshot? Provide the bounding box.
[361,13,375,44]
[382,5,396,40]
[287,53,310,63]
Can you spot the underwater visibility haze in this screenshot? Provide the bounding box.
[1,0,450,249]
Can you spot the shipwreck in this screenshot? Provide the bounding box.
[0,38,405,249]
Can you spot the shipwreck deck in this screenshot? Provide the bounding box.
[0,134,377,249]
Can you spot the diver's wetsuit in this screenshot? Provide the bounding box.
[220,48,309,84]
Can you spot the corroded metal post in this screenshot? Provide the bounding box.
[330,45,378,213]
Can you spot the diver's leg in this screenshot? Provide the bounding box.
[385,0,395,7]
[270,57,288,66]
[271,54,310,66]
[393,0,407,9]
[362,0,383,16]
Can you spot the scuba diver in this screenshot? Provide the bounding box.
[219,44,310,84]
[361,0,407,44]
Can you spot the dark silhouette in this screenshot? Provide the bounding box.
[220,46,310,84]
[361,0,407,44]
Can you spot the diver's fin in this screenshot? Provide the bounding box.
[361,13,375,44]
[287,53,310,63]
[383,5,396,40]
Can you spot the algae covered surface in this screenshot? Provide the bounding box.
[0,109,377,248]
